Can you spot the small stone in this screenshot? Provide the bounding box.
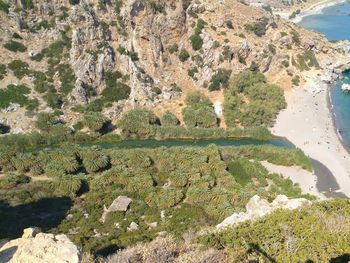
[127,222,139,232]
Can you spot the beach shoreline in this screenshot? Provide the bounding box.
[274,0,348,23]
[271,82,350,198]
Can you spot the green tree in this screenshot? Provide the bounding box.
[83,112,109,132]
[160,111,179,126]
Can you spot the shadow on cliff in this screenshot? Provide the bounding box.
[0,197,72,240]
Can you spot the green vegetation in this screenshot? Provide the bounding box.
[199,199,350,262]
[8,60,30,79]
[182,92,217,128]
[101,71,131,103]
[189,19,207,51]
[0,174,31,190]
[289,9,301,19]
[69,0,80,5]
[0,84,38,110]
[292,50,319,71]
[83,112,110,132]
[160,111,180,126]
[0,143,313,253]
[209,69,232,91]
[245,17,269,37]
[178,49,190,62]
[0,64,6,80]
[4,40,27,52]
[224,70,286,127]
[0,0,9,13]
[168,43,179,54]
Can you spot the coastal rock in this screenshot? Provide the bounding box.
[0,228,80,263]
[100,196,132,223]
[216,195,311,229]
[341,83,350,92]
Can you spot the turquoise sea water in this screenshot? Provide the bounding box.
[299,2,350,40]
[299,2,350,149]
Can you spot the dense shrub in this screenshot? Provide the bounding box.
[199,199,350,262]
[8,60,30,79]
[189,19,207,51]
[57,64,76,95]
[160,111,180,126]
[185,91,213,109]
[208,69,232,91]
[0,64,6,80]
[183,106,217,128]
[0,174,31,190]
[189,34,203,51]
[83,112,110,132]
[0,84,33,109]
[35,112,62,133]
[102,71,131,103]
[245,17,269,37]
[4,40,27,52]
[118,108,158,135]
[178,49,190,62]
[223,70,286,127]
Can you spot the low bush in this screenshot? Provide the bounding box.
[198,199,350,262]
[8,60,30,79]
[245,17,269,37]
[0,64,7,80]
[208,69,232,91]
[4,40,27,52]
[178,49,190,62]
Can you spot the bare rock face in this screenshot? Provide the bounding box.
[100,195,132,223]
[216,195,311,229]
[69,3,115,104]
[0,228,80,263]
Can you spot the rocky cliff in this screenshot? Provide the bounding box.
[0,228,80,263]
[0,0,348,132]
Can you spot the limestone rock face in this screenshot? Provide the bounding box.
[0,228,80,263]
[69,3,115,104]
[216,195,311,229]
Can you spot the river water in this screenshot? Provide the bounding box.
[299,2,350,150]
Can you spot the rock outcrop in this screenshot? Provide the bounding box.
[216,195,311,229]
[100,195,132,223]
[69,3,115,104]
[0,228,80,263]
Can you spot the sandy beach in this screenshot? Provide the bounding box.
[261,161,326,198]
[272,86,350,198]
[275,0,347,23]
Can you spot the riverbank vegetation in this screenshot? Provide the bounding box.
[224,70,286,127]
[0,144,314,253]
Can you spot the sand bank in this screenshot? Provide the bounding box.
[272,87,350,198]
[261,161,325,198]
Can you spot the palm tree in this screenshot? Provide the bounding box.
[52,174,82,197]
[80,148,109,174]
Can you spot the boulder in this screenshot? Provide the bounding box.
[100,196,132,223]
[216,195,311,229]
[0,228,80,263]
[341,83,350,92]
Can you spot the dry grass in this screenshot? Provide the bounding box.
[98,236,226,263]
